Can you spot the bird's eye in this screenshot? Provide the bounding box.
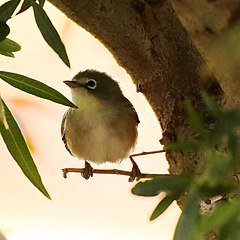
[86,79,97,89]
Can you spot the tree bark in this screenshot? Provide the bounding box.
[171,0,240,106]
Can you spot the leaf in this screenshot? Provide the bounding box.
[0,22,10,41]
[199,199,239,234]
[132,175,191,197]
[0,38,21,52]
[228,133,240,166]
[0,100,51,199]
[185,100,208,137]
[0,0,21,22]
[0,71,76,108]
[174,191,200,240]
[218,216,240,240]
[196,199,240,240]
[17,0,32,15]
[207,109,240,147]
[0,38,20,58]
[150,195,176,221]
[30,0,70,67]
[0,97,3,122]
[0,97,7,127]
[166,139,201,152]
[38,0,45,8]
[0,51,14,57]
[201,92,223,119]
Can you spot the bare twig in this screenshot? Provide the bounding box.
[62,167,166,181]
[130,150,165,158]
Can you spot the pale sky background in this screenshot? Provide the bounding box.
[0,1,181,239]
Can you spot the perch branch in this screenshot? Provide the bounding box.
[62,168,166,181]
[62,150,166,181]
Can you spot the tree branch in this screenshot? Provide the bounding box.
[62,167,166,181]
[62,151,166,181]
[130,150,165,158]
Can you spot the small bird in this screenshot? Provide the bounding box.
[61,70,140,181]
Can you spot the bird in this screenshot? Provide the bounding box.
[61,69,141,181]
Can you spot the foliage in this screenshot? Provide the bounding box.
[0,0,74,198]
[0,100,51,199]
[132,93,240,239]
[1,1,240,238]
[0,71,76,108]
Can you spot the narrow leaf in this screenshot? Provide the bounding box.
[16,0,32,15]
[0,96,7,127]
[132,175,191,197]
[0,22,10,41]
[185,100,207,137]
[0,100,51,199]
[207,109,240,147]
[150,195,176,221]
[30,1,70,67]
[38,0,45,8]
[0,0,21,22]
[0,71,76,108]
[201,92,223,119]
[0,97,3,123]
[174,191,200,240]
[0,38,21,52]
[0,51,14,57]
[199,199,239,234]
[218,217,240,240]
[166,139,201,152]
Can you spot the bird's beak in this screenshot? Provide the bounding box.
[63,80,80,88]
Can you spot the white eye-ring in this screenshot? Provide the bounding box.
[86,79,97,89]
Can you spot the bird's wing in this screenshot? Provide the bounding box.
[61,111,73,155]
[122,97,140,125]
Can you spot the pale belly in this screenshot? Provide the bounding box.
[65,109,138,164]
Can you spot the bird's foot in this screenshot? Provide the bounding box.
[128,157,141,182]
[81,161,93,180]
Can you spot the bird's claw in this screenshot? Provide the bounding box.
[81,161,93,180]
[128,157,141,182]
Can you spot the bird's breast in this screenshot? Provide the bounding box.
[64,106,138,164]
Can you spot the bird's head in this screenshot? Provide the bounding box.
[64,70,123,108]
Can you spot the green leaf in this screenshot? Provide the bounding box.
[0,38,21,52]
[174,191,200,240]
[218,216,240,240]
[228,133,240,166]
[0,0,21,22]
[201,92,223,119]
[0,71,76,108]
[30,1,70,67]
[0,51,14,57]
[17,0,32,15]
[199,199,239,234]
[150,195,176,221]
[132,175,191,197]
[166,139,201,152]
[38,0,45,8]
[0,22,10,41]
[185,100,208,137]
[0,99,51,199]
[0,97,6,126]
[207,109,240,147]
